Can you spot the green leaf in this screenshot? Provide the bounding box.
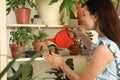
[8,48,48,80]
[6,0,36,15]
[0,53,22,79]
[69,0,77,17]
[22,64,33,80]
[65,58,74,69]
[59,0,77,17]
[49,0,59,5]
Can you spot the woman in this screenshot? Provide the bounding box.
[43,0,120,80]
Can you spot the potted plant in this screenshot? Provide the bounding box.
[6,0,36,24]
[32,29,48,52]
[9,27,33,58]
[48,44,59,54]
[49,0,86,17]
[49,0,87,25]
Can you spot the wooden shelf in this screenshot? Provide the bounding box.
[7,24,83,29]
[8,55,87,62]
[8,57,45,62]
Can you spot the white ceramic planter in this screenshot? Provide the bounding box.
[35,0,64,25]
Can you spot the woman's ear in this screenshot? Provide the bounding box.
[94,14,98,21]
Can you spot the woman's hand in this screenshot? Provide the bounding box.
[43,52,65,67]
[70,30,93,51]
[72,30,87,40]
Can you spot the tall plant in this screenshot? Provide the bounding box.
[6,0,36,15]
[49,0,87,17]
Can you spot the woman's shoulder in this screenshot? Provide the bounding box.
[91,37,119,54]
[99,37,119,53]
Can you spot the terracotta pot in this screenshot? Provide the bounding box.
[68,40,82,55]
[76,4,84,25]
[9,44,25,58]
[32,41,48,52]
[15,8,31,24]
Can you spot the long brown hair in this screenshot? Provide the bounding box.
[85,0,120,48]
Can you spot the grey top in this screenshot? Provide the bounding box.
[91,37,120,80]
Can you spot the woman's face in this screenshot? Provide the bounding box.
[81,6,97,30]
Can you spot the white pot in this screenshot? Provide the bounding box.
[35,0,64,25]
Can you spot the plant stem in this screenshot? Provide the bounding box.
[116,0,120,11]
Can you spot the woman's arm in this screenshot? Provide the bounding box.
[43,44,114,80]
[79,44,114,80]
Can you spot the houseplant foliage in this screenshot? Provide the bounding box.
[10,27,33,46]
[6,0,36,24]
[9,27,33,57]
[6,0,36,15]
[0,47,48,80]
[46,58,74,80]
[32,29,48,52]
[33,29,48,42]
[49,0,87,17]
[8,64,33,80]
[48,44,59,54]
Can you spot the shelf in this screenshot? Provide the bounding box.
[8,57,45,62]
[7,24,46,28]
[8,55,87,62]
[7,24,83,29]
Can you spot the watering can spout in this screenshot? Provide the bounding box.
[46,38,55,43]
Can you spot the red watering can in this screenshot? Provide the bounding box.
[46,29,75,48]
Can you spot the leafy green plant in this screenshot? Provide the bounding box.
[48,44,59,54]
[65,58,74,70]
[0,47,48,80]
[6,0,36,15]
[33,29,48,42]
[10,27,33,46]
[49,0,120,17]
[46,58,74,80]
[8,64,33,80]
[49,0,87,17]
